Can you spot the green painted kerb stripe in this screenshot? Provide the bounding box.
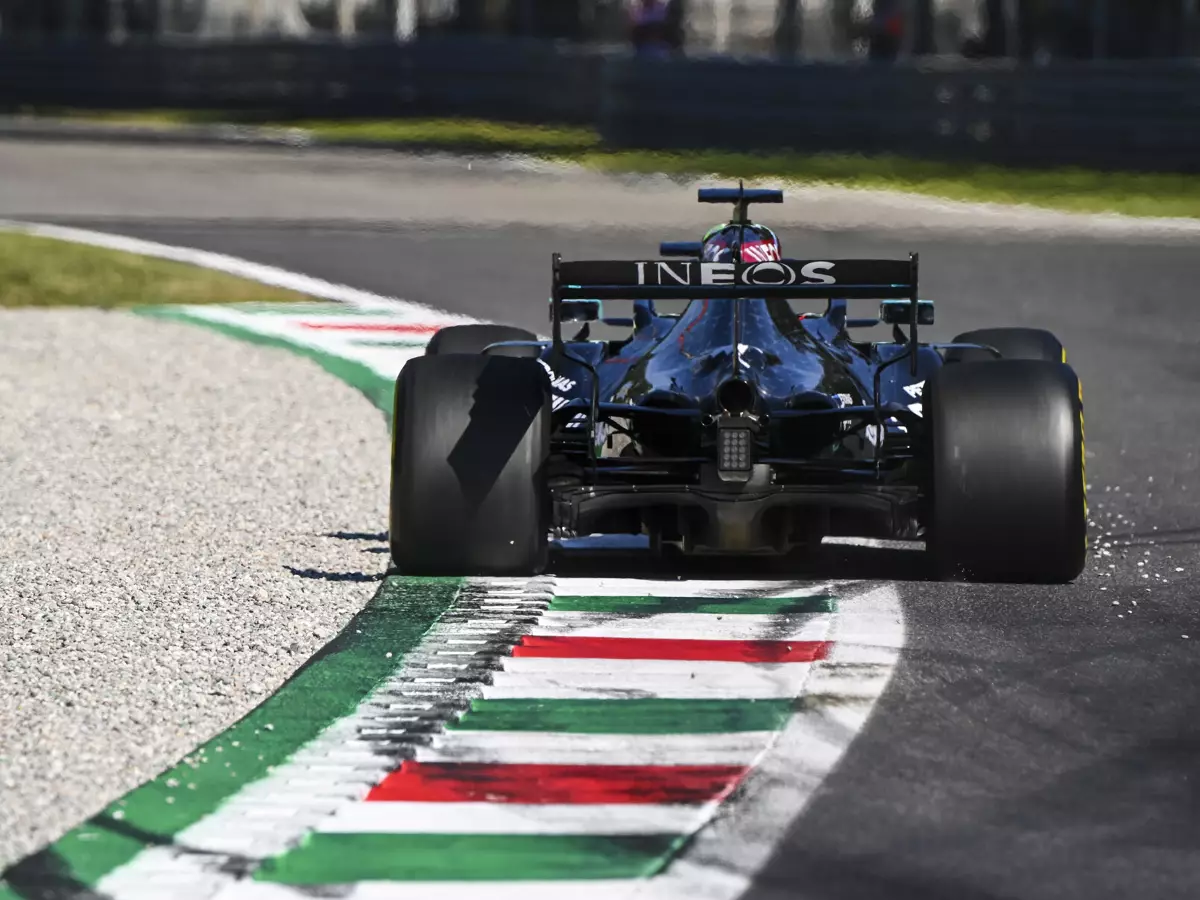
[0,577,460,897]
[452,698,795,734]
[255,833,686,883]
[550,595,837,615]
[134,306,397,417]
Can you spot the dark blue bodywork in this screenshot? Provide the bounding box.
[484,186,974,554]
[496,294,947,554]
[542,296,940,459]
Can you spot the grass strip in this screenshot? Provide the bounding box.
[0,232,311,308]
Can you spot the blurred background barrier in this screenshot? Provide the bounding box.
[0,0,1197,170]
[598,55,1200,172]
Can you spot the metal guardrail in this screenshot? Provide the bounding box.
[0,39,1196,172]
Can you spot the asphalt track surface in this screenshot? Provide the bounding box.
[2,142,1198,899]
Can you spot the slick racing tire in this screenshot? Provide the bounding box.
[944,327,1065,364]
[389,354,550,576]
[425,323,538,356]
[927,359,1087,584]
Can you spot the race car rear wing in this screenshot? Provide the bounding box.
[553,255,918,303]
[550,251,923,372]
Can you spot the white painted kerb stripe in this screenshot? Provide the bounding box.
[548,579,842,598]
[317,801,713,835]
[487,661,817,700]
[416,730,777,766]
[528,612,832,641]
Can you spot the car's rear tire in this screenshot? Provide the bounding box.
[425,323,538,356]
[389,354,550,575]
[927,359,1087,584]
[945,327,1065,364]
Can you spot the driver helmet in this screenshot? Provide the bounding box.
[700,223,781,263]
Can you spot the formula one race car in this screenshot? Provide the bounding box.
[390,186,1086,583]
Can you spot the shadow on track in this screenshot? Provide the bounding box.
[309,529,934,582]
[284,566,385,583]
[549,542,934,582]
[323,531,388,542]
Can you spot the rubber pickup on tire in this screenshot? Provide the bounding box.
[389,354,550,575]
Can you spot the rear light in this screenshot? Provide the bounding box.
[717,425,753,472]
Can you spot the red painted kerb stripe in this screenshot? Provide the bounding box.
[298,322,442,334]
[366,762,748,804]
[514,636,833,663]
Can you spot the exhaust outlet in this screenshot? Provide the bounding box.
[716,378,757,416]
